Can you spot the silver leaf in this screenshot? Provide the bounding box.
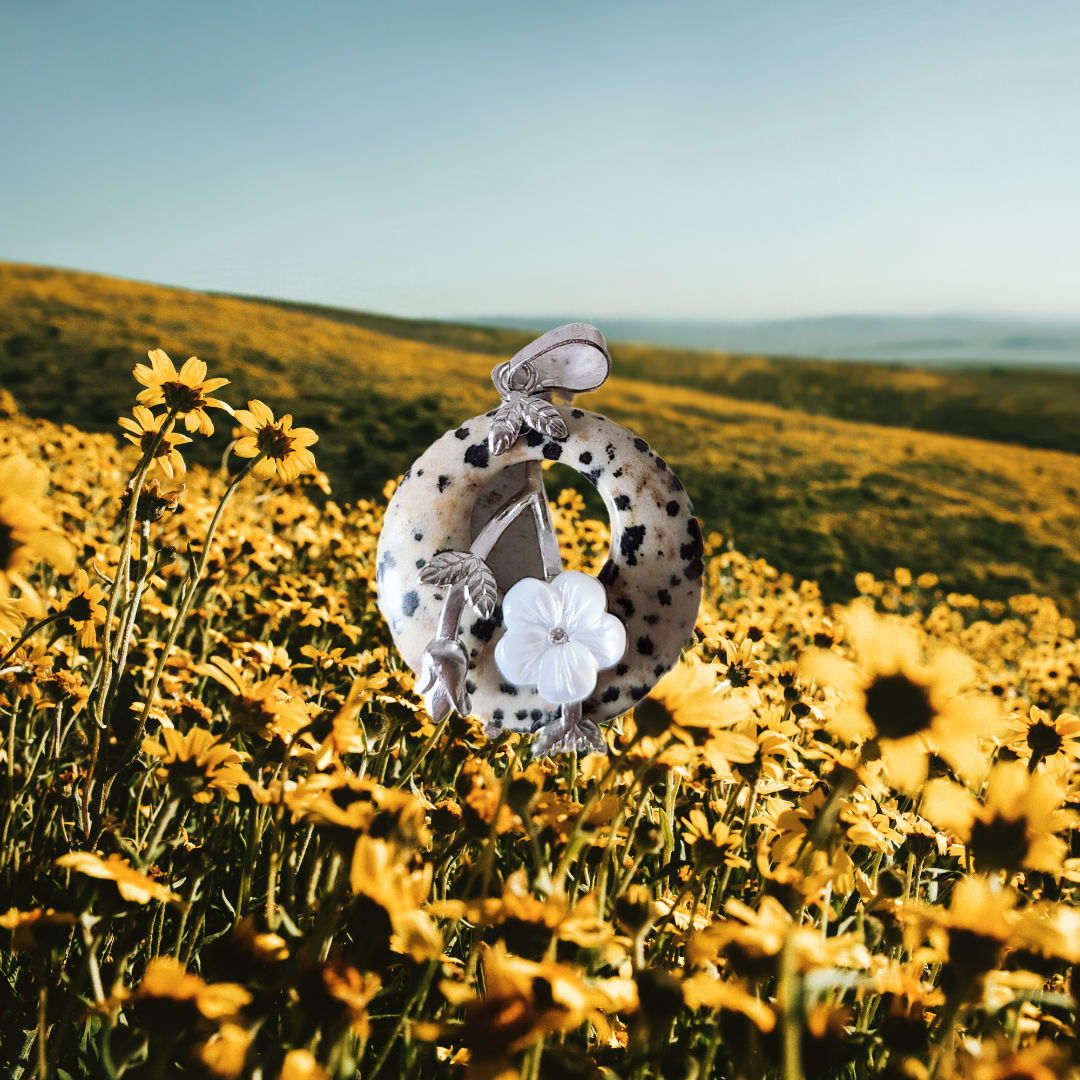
[520,398,568,440]
[533,715,608,757]
[418,551,474,587]
[465,560,498,619]
[488,401,523,456]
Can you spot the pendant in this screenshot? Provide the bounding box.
[375,324,703,754]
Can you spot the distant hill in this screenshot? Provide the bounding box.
[479,314,1080,367]
[6,261,1080,612]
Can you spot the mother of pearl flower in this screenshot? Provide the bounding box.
[494,571,627,705]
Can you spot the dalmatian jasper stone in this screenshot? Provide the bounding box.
[376,404,704,736]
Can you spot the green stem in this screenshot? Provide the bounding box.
[0,613,64,668]
[111,451,267,775]
[97,409,179,724]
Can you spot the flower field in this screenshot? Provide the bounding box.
[1,350,1080,1080]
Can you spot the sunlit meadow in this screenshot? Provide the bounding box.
[1,350,1079,1080]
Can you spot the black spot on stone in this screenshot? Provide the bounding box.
[656,457,668,471]
[657,588,671,605]
[601,686,620,703]
[670,574,681,587]
[605,443,617,461]
[515,709,529,720]
[416,558,426,569]
[542,441,563,460]
[525,428,545,447]
[493,708,504,721]
[614,494,631,511]
[644,614,659,625]
[416,469,424,477]
[486,410,498,417]
[490,718,502,729]
[414,531,424,542]
[666,500,679,516]
[616,597,635,619]
[530,709,543,722]
[654,663,667,677]
[464,443,490,468]
[687,517,703,548]
[671,475,684,492]
[466,680,477,695]
[598,561,619,586]
[400,470,411,484]
[587,468,603,485]
[583,699,597,715]
[572,408,584,418]
[455,427,470,440]
[437,475,452,492]
[499,682,519,696]
[578,451,593,465]
[629,685,649,701]
[680,542,698,560]
[616,663,629,676]
[401,591,420,617]
[685,557,704,579]
[472,611,502,642]
[620,524,646,558]
[613,467,624,478]
[637,636,654,656]
[633,437,649,453]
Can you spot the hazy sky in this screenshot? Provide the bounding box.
[2,0,1078,320]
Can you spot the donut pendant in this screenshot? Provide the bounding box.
[375,324,703,754]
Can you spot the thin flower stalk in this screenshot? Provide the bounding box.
[111,450,268,776]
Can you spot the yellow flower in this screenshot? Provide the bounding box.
[55,852,182,905]
[0,907,77,952]
[133,349,232,435]
[195,656,311,742]
[131,956,252,1025]
[0,454,75,605]
[349,835,442,962]
[321,962,381,1037]
[196,1023,252,1080]
[58,569,106,648]
[921,761,1076,874]
[141,727,250,803]
[118,405,192,479]
[1002,706,1080,773]
[803,600,1000,790]
[232,400,318,483]
[278,1050,329,1080]
[681,808,749,870]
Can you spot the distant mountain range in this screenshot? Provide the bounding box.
[476,315,1080,368]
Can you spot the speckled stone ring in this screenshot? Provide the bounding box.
[376,324,703,755]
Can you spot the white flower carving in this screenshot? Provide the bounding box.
[494,571,627,704]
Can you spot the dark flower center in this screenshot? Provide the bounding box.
[968,813,1030,872]
[160,381,205,413]
[139,430,176,458]
[1026,720,1063,759]
[726,661,752,688]
[255,423,295,460]
[63,595,95,622]
[863,672,935,740]
[0,523,15,567]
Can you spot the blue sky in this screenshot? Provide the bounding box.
[1,0,1077,320]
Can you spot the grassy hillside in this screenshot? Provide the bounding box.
[240,296,1080,457]
[5,261,1080,611]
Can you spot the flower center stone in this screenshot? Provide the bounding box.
[549,626,569,645]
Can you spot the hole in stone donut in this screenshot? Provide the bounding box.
[543,461,611,573]
[470,461,611,592]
